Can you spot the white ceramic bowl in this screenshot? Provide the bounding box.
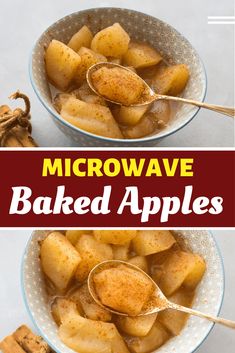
[30,8,207,147]
[21,230,224,353]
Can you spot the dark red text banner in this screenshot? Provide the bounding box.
[0,150,234,227]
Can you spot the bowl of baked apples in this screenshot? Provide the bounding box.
[22,229,224,353]
[30,8,206,146]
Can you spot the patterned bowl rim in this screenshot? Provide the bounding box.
[21,230,225,353]
[29,7,207,144]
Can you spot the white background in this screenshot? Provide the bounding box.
[0,229,234,353]
[0,0,234,147]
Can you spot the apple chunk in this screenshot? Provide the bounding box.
[91,23,130,58]
[68,25,93,51]
[51,298,79,326]
[183,254,206,290]
[116,313,157,337]
[40,232,81,292]
[123,42,162,69]
[45,40,81,91]
[94,230,137,245]
[60,97,123,139]
[125,322,169,353]
[75,234,113,282]
[132,230,176,256]
[74,47,107,85]
[159,251,206,296]
[59,313,130,353]
[153,64,190,95]
[128,256,148,273]
[158,289,194,335]
[70,283,112,322]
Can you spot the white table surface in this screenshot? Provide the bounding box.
[0,229,234,352]
[0,0,234,147]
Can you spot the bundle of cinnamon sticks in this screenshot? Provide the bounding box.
[0,325,53,353]
[0,92,37,147]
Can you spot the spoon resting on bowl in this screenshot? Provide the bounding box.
[88,260,235,329]
[87,62,234,117]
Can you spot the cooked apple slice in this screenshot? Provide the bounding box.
[94,230,137,245]
[68,25,93,51]
[128,256,148,273]
[183,254,206,290]
[132,230,176,256]
[159,251,205,296]
[70,283,112,322]
[74,47,107,85]
[115,105,149,126]
[158,288,194,335]
[59,312,130,353]
[125,322,169,353]
[60,97,123,139]
[40,232,81,292]
[51,298,79,326]
[65,230,92,246]
[45,40,81,91]
[113,244,130,261]
[91,23,130,57]
[153,64,190,95]
[123,42,162,68]
[75,234,113,282]
[116,313,157,337]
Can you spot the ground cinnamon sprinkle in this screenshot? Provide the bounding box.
[91,66,146,106]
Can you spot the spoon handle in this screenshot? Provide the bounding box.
[169,302,235,329]
[157,95,235,117]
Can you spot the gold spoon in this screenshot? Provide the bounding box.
[88,260,235,329]
[87,62,234,117]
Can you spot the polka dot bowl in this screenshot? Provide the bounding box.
[21,230,224,353]
[30,8,207,147]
